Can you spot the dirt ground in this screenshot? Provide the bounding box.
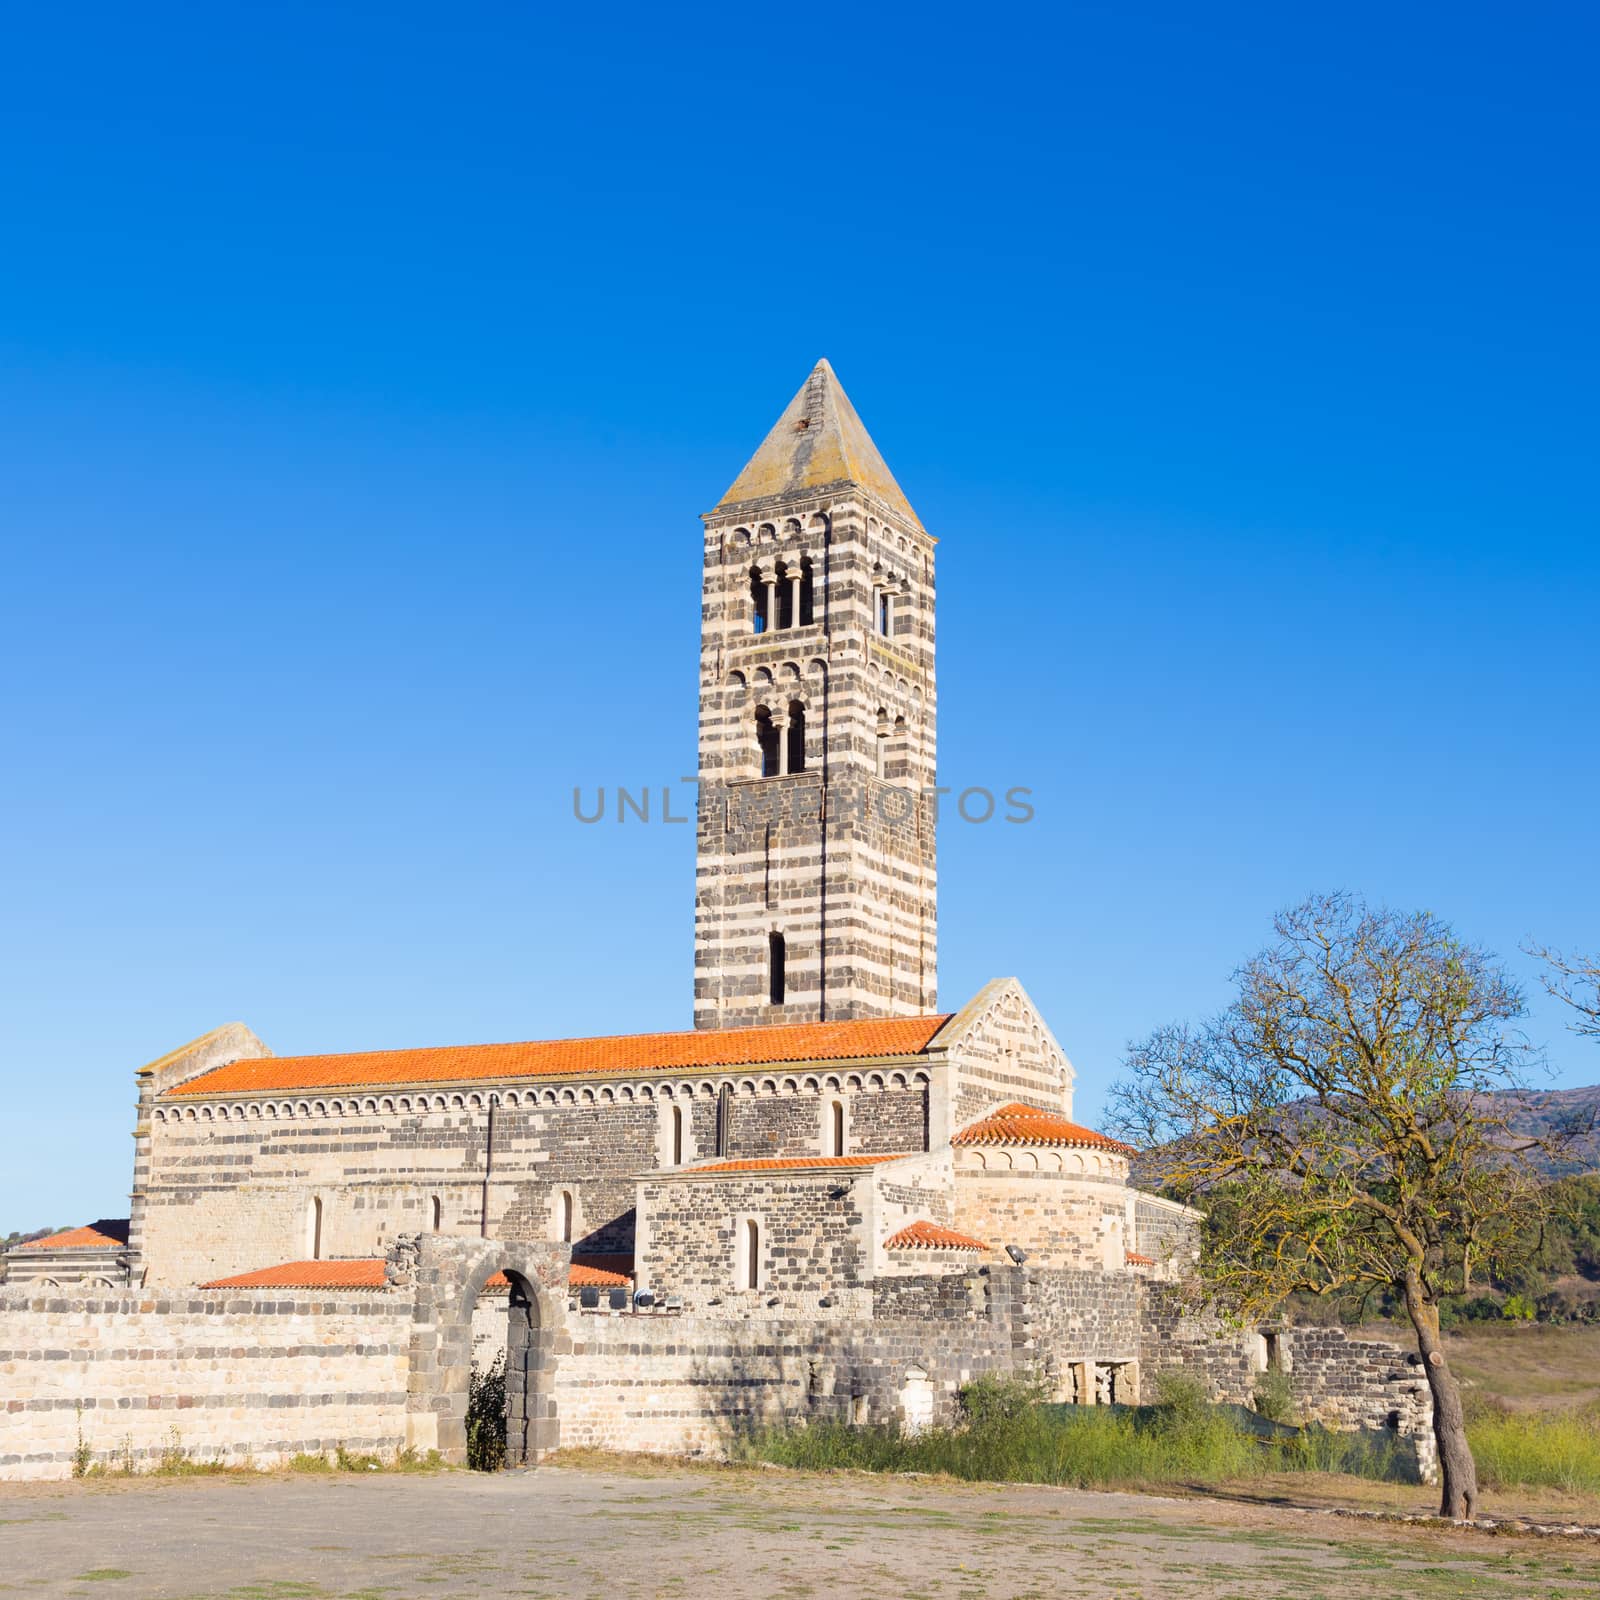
[3,1462,1600,1600]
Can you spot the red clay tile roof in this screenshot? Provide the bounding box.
[565,1261,632,1289]
[1125,1251,1156,1266]
[201,1259,388,1290]
[18,1220,130,1252]
[675,1154,913,1175]
[163,1015,953,1099]
[480,1257,634,1291]
[884,1220,989,1252]
[953,1103,1135,1155]
[201,1256,634,1291]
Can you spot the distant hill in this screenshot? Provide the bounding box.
[1130,1083,1600,1187]
[1488,1083,1600,1175]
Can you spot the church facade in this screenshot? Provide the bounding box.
[0,363,1436,1482]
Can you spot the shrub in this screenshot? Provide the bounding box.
[466,1350,507,1473]
[72,1406,92,1480]
[959,1373,1049,1427]
[1501,1293,1537,1323]
[1252,1368,1294,1425]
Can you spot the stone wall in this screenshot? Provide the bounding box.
[952,1159,1135,1271]
[1139,1284,1436,1481]
[941,981,1076,1128]
[636,1170,866,1306]
[553,1274,1016,1453]
[0,1289,412,1481]
[1132,1192,1202,1277]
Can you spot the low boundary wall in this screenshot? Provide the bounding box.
[0,1290,412,1481]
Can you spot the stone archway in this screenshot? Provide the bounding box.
[394,1234,571,1467]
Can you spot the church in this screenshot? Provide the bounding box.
[126,360,1183,1311]
[0,363,1435,1480]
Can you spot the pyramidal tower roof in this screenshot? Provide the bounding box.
[711,359,923,531]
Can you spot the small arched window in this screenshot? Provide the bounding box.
[741,1217,761,1290]
[799,558,815,626]
[829,1099,845,1157]
[756,707,780,778]
[769,931,786,1006]
[786,700,806,775]
[430,1195,443,1233]
[307,1196,324,1261]
[671,1104,684,1166]
[559,1190,574,1244]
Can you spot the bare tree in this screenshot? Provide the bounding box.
[1108,893,1571,1521]
[1528,944,1600,1041]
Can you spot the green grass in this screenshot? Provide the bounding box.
[738,1376,1274,1490]
[1468,1402,1600,1495]
[742,1376,1600,1503]
[738,1374,1405,1491]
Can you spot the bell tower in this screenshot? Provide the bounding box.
[694,360,937,1029]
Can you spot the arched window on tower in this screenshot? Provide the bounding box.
[775,561,795,630]
[769,931,786,1006]
[755,706,780,778]
[430,1195,443,1232]
[829,1099,846,1157]
[750,567,769,635]
[557,1189,574,1244]
[671,1103,684,1166]
[307,1196,324,1261]
[799,557,815,626]
[786,700,806,774]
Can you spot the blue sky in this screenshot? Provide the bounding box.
[1,4,1596,1226]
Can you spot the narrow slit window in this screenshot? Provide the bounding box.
[559,1190,574,1244]
[744,1217,760,1290]
[307,1196,324,1261]
[786,700,806,774]
[671,1104,684,1166]
[769,931,786,1006]
[830,1100,845,1157]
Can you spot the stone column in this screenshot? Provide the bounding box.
[789,572,803,627]
[775,714,790,776]
[764,576,777,633]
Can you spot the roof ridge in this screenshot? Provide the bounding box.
[184,1011,954,1064]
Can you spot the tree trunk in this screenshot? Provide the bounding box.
[1402,1266,1478,1519]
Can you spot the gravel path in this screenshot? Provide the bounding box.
[3,1463,1598,1599]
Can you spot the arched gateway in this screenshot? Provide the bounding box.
[391,1234,570,1466]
